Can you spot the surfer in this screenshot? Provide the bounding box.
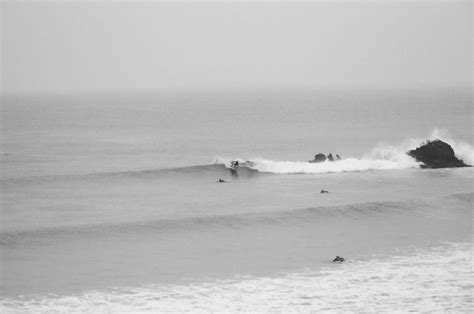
[230,160,239,169]
[217,178,226,183]
[321,189,329,194]
[333,256,345,263]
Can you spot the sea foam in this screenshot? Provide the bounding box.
[215,148,418,174]
[235,157,418,174]
[215,130,473,174]
[1,241,471,313]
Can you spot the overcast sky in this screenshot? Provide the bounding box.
[1,0,472,94]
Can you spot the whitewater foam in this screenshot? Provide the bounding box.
[216,130,474,174]
[215,151,420,174]
[2,241,471,313]
[369,129,474,166]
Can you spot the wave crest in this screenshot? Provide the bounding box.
[215,153,419,175]
[216,129,473,174]
[252,157,418,174]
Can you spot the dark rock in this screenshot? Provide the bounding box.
[309,153,342,162]
[407,139,469,168]
[309,153,326,163]
[333,256,345,263]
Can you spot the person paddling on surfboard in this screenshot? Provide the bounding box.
[230,160,239,169]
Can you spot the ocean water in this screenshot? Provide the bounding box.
[0,89,473,312]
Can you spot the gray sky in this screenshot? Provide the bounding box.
[1,0,472,94]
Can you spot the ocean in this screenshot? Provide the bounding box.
[1,89,473,312]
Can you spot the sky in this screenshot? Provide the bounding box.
[1,0,472,94]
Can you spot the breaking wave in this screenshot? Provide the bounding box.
[216,156,419,174]
[215,143,420,174]
[2,241,471,313]
[215,129,473,174]
[3,130,471,181]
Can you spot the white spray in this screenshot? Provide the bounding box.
[215,129,473,174]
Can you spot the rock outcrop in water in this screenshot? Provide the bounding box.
[407,139,469,168]
[310,153,327,163]
[309,153,341,163]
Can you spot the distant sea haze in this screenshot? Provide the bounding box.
[1,89,473,312]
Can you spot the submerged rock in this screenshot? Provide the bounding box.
[407,139,469,168]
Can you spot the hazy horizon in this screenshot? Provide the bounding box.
[2,0,472,94]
